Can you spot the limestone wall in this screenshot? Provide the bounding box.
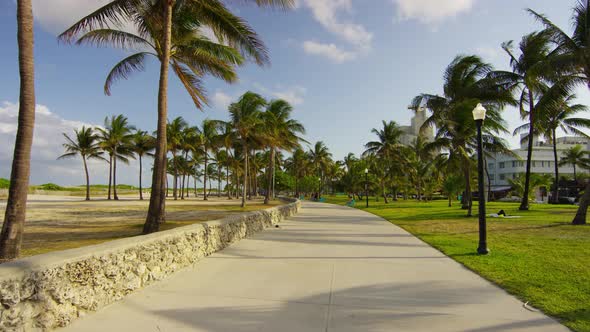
[0,199,300,331]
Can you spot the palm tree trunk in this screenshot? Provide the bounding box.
[226,166,231,200]
[143,0,172,234]
[572,181,589,225]
[113,155,118,200]
[552,131,559,204]
[180,171,185,200]
[382,181,388,204]
[203,150,208,201]
[0,0,36,261]
[574,165,577,183]
[172,153,178,200]
[83,155,90,201]
[264,148,275,204]
[241,143,248,207]
[138,155,143,200]
[462,164,472,216]
[107,154,113,200]
[520,90,535,211]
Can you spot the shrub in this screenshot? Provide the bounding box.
[0,178,9,189]
[38,183,66,191]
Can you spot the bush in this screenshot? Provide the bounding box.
[38,183,66,191]
[0,178,9,189]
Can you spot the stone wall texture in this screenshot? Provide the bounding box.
[0,199,300,331]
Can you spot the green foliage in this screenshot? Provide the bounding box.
[0,178,9,189]
[38,183,66,191]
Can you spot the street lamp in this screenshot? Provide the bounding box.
[365,168,369,208]
[473,103,489,255]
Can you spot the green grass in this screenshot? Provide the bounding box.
[325,195,590,332]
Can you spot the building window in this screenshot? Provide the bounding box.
[512,161,517,167]
[519,161,524,167]
[488,162,495,169]
[500,174,506,180]
[499,162,505,169]
[547,161,551,168]
[489,174,495,181]
[513,173,517,179]
[533,161,537,167]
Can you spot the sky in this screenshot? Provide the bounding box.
[0,0,589,186]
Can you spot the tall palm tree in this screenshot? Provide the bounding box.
[284,147,308,198]
[309,141,333,197]
[59,126,105,201]
[60,0,293,234]
[167,117,188,200]
[200,119,223,200]
[516,93,590,203]
[0,0,36,261]
[491,31,563,210]
[132,130,155,200]
[529,1,590,223]
[411,55,514,216]
[97,115,135,200]
[262,100,305,204]
[229,92,266,207]
[364,120,404,203]
[560,145,589,182]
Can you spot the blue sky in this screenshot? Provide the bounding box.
[0,0,588,186]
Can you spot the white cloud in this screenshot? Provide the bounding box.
[297,0,372,63]
[32,0,112,34]
[254,84,307,106]
[475,46,501,61]
[0,101,141,186]
[212,91,233,110]
[393,0,475,24]
[302,41,356,63]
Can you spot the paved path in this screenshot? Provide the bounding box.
[64,202,568,332]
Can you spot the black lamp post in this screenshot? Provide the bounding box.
[365,168,369,208]
[473,103,489,255]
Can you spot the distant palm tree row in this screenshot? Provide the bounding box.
[1,0,294,261]
[59,92,306,210]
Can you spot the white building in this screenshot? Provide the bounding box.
[400,108,434,146]
[488,136,590,189]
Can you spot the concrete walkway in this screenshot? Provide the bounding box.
[64,202,568,332]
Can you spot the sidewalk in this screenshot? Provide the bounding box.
[63,201,568,332]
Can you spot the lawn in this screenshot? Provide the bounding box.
[324,195,590,332]
[0,196,281,258]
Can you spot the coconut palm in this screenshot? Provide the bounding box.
[97,115,136,200]
[284,147,308,198]
[229,92,266,207]
[309,141,333,197]
[0,0,36,261]
[490,31,567,211]
[411,55,514,216]
[132,130,155,200]
[58,127,105,201]
[528,3,590,223]
[516,93,590,203]
[363,121,405,202]
[442,174,464,207]
[261,100,305,204]
[167,117,188,200]
[60,0,294,234]
[560,145,590,182]
[199,119,223,200]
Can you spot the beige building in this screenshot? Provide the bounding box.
[400,107,434,146]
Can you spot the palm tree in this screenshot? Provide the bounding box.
[490,31,560,211]
[364,120,404,203]
[262,100,305,204]
[284,147,308,198]
[167,117,188,200]
[229,92,266,207]
[517,93,590,203]
[528,3,590,224]
[97,115,135,200]
[442,174,464,207]
[0,0,36,261]
[59,0,294,234]
[59,126,105,201]
[200,119,223,200]
[132,130,155,200]
[411,55,514,216]
[560,145,589,182]
[309,141,332,197]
